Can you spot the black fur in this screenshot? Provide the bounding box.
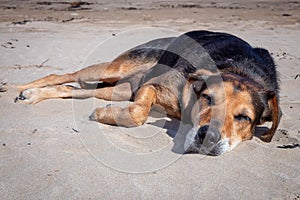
[119,30,280,125]
[137,30,278,97]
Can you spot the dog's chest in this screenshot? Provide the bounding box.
[149,70,184,119]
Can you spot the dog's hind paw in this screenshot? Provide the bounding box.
[15,88,42,104]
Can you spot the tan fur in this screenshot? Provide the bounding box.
[91,85,157,127]
[193,82,255,144]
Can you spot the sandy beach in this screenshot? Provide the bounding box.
[0,0,299,199]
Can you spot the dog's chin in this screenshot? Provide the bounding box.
[184,139,230,156]
[184,127,231,156]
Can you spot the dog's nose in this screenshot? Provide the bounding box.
[196,125,221,153]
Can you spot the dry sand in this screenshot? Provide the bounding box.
[0,0,300,199]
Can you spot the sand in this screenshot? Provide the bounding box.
[0,0,299,199]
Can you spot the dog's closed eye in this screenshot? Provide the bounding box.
[234,114,252,123]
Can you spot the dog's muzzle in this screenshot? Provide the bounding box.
[184,125,229,156]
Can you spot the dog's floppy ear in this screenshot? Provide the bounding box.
[260,91,282,142]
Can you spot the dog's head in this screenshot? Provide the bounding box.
[182,70,281,156]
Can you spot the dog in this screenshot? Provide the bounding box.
[15,30,281,155]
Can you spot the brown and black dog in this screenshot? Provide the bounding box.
[15,30,281,155]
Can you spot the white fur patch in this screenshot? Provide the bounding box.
[184,126,241,155]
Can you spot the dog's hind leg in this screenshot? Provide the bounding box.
[16,82,132,104]
[16,45,163,92]
[89,85,157,127]
[17,56,153,92]
[16,62,111,92]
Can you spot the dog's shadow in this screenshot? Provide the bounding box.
[147,115,192,154]
[254,126,270,140]
[254,126,284,142]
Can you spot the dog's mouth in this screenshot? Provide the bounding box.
[184,126,230,156]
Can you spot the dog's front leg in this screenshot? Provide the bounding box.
[89,85,157,127]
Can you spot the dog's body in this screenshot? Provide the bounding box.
[16,31,281,155]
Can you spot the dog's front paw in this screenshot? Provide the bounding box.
[89,107,106,122]
[89,109,97,121]
[15,88,43,104]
